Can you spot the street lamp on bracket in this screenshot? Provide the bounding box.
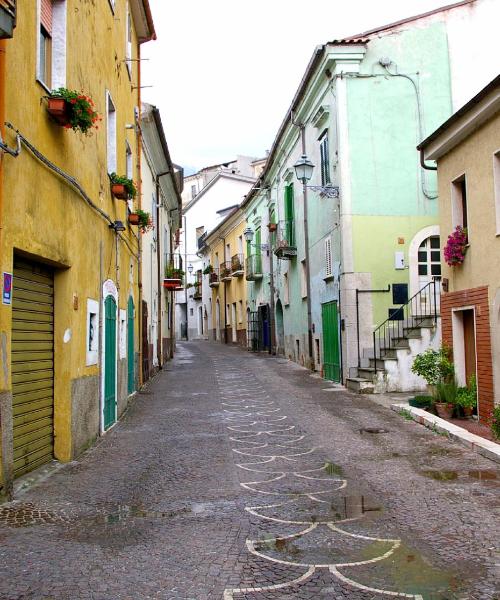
[293,155,340,198]
[243,227,268,251]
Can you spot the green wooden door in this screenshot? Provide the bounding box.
[255,227,261,257]
[322,301,340,382]
[104,295,117,430]
[127,297,135,394]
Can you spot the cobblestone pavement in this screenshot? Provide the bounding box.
[0,341,499,600]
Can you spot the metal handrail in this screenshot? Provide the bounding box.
[208,269,219,284]
[372,278,440,371]
[276,219,296,248]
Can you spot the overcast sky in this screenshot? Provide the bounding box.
[141,0,455,173]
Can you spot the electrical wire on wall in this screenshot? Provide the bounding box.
[4,122,140,259]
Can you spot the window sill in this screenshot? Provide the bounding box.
[36,78,52,95]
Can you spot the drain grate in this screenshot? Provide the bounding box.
[359,427,389,434]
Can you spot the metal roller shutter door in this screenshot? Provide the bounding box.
[12,258,54,478]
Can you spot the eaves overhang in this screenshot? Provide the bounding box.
[418,75,500,161]
[130,0,156,43]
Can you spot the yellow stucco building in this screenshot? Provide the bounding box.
[205,209,248,346]
[0,0,155,497]
[419,75,500,424]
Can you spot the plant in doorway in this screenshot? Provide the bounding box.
[491,406,500,440]
[456,375,477,418]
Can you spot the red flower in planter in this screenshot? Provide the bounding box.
[444,226,468,266]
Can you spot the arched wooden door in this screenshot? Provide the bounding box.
[104,295,117,430]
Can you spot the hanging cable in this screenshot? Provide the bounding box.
[4,122,139,258]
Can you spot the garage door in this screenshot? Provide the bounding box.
[11,258,54,478]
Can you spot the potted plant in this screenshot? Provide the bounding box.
[433,380,458,420]
[203,264,213,275]
[46,88,101,134]
[109,173,137,200]
[444,225,468,266]
[267,222,277,232]
[411,346,454,392]
[491,406,500,440]
[128,209,153,234]
[456,375,477,417]
[408,395,434,410]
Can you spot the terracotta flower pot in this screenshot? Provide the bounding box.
[163,278,182,290]
[435,402,454,420]
[128,213,140,226]
[462,406,474,418]
[111,183,128,200]
[267,222,277,232]
[47,98,70,126]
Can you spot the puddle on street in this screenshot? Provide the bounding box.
[323,461,344,477]
[422,470,498,483]
[349,542,466,599]
[91,504,191,524]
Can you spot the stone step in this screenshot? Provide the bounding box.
[346,377,375,394]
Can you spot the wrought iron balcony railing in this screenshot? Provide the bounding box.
[245,254,263,281]
[220,261,232,281]
[231,254,244,277]
[208,269,220,287]
[274,219,297,260]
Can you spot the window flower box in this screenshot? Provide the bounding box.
[444,226,468,266]
[128,209,152,233]
[46,88,101,134]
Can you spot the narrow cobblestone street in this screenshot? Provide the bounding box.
[0,341,499,600]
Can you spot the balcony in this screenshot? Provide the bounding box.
[208,269,220,288]
[231,254,244,277]
[0,0,16,38]
[193,281,202,299]
[274,219,297,260]
[246,254,263,281]
[220,261,232,281]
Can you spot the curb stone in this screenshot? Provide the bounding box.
[391,403,500,465]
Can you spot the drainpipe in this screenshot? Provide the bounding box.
[156,171,169,367]
[183,214,188,341]
[419,148,437,171]
[0,38,11,499]
[137,44,144,387]
[298,123,314,370]
[268,201,276,354]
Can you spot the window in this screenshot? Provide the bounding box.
[226,304,231,324]
[126,142,133,179]
[494,152,500,234]
[225,243,231,262]
[284,184,295,246]
[451,175,468,240]
[106,92,117,174]
[38,0,66,89]
[255,227,261,257]
[125,3,132,78]
[86,299,99,366]
[191,184,197,200]
[301,260,307,298]
[238,235,243,256]
[238,300,243,323]
[324,238,333,278]
[319,131,330,185]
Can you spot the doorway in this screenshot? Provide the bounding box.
[275,299,284,355]
[127,297,135,395]
[322,301,341,382]
[452,307,477,389]
[104,295,117,430]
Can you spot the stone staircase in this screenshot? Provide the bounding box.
[347,280,441,394]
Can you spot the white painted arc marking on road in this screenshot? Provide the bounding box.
[327,523,400,543]
[223,566,316,598]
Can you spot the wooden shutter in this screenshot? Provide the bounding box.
[284,184,294,221]
[40,0,53,34]
[325,238,332,277]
